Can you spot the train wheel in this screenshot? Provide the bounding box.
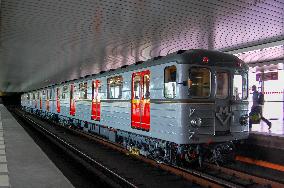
[209,142,236,165]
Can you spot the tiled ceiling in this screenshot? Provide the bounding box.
[233,45,284,64]
[0,0,283,92]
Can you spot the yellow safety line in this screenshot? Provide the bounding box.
[235,155,284,172]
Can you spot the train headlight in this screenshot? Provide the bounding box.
[190,118,202,127]
[239,115,248,126]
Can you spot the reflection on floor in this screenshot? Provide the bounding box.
[250,119,284,137]
[249,102,284,136]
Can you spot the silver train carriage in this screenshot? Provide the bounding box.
[21,49,249,164]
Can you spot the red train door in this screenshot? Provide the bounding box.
[91,80,101,121]
[70,84,76,116]
[56,88,61,113]
[131,70,150,131]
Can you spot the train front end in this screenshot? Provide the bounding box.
[179,50,249,164]
[186,65,249,144]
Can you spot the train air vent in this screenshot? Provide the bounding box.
[177,50,186,54]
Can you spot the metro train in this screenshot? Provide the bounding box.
[21,49,249,165]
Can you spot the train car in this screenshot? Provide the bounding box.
[21,49,249,165]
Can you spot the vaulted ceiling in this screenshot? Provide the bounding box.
[0,0,283,92]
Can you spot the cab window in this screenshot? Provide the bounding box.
[233,73,248,100]
[164,65,176,98]
[216,72,229,99]
[188,67,211,97]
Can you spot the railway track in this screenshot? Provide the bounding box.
[14,108,284,188]
[203,163,284,188]
[13,109,137,188]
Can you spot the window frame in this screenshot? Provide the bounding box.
[188,66,211,98]
[143,74,150,99]
[79,82,88,99]
[46,89,49,100]
[133,75,141,99]
[233,73,248,100]
[61,85,68,100]
[232,70,249,101]
[107,75,123,99]
[164,65,177,99]
[216,71,229,99]
[242,73,248,100]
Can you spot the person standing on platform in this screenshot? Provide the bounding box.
[249,85,272,129]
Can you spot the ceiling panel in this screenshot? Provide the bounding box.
[234,45,284,64]
[0,0,283,92]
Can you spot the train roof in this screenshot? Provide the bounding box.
[24,49,247,93]
[180,49,241,63]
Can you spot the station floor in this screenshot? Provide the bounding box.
[250,101,284,137]
[250,119,284,137]
[0,104,74,188]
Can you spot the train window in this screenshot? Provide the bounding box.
[188,68,211,97]
[70,85,74,100]
[164,65,176,98]
[79,82,87,99]
[242,74,248,99]
[41,91,45,99]
[133,75,141,99]
[27,94,30,100]
[216,72,229,99]
[46,90,49,100]
[49,89,52,99]
[143,74,150,99]
[107,76,123,99]
[62,85,68,99]
[233,74,248,100]
[57,88,61,99]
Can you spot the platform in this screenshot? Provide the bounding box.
[249,117,284,149]
[250,118,284,136]
[0,104,74,188]
[237,118,284,166]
